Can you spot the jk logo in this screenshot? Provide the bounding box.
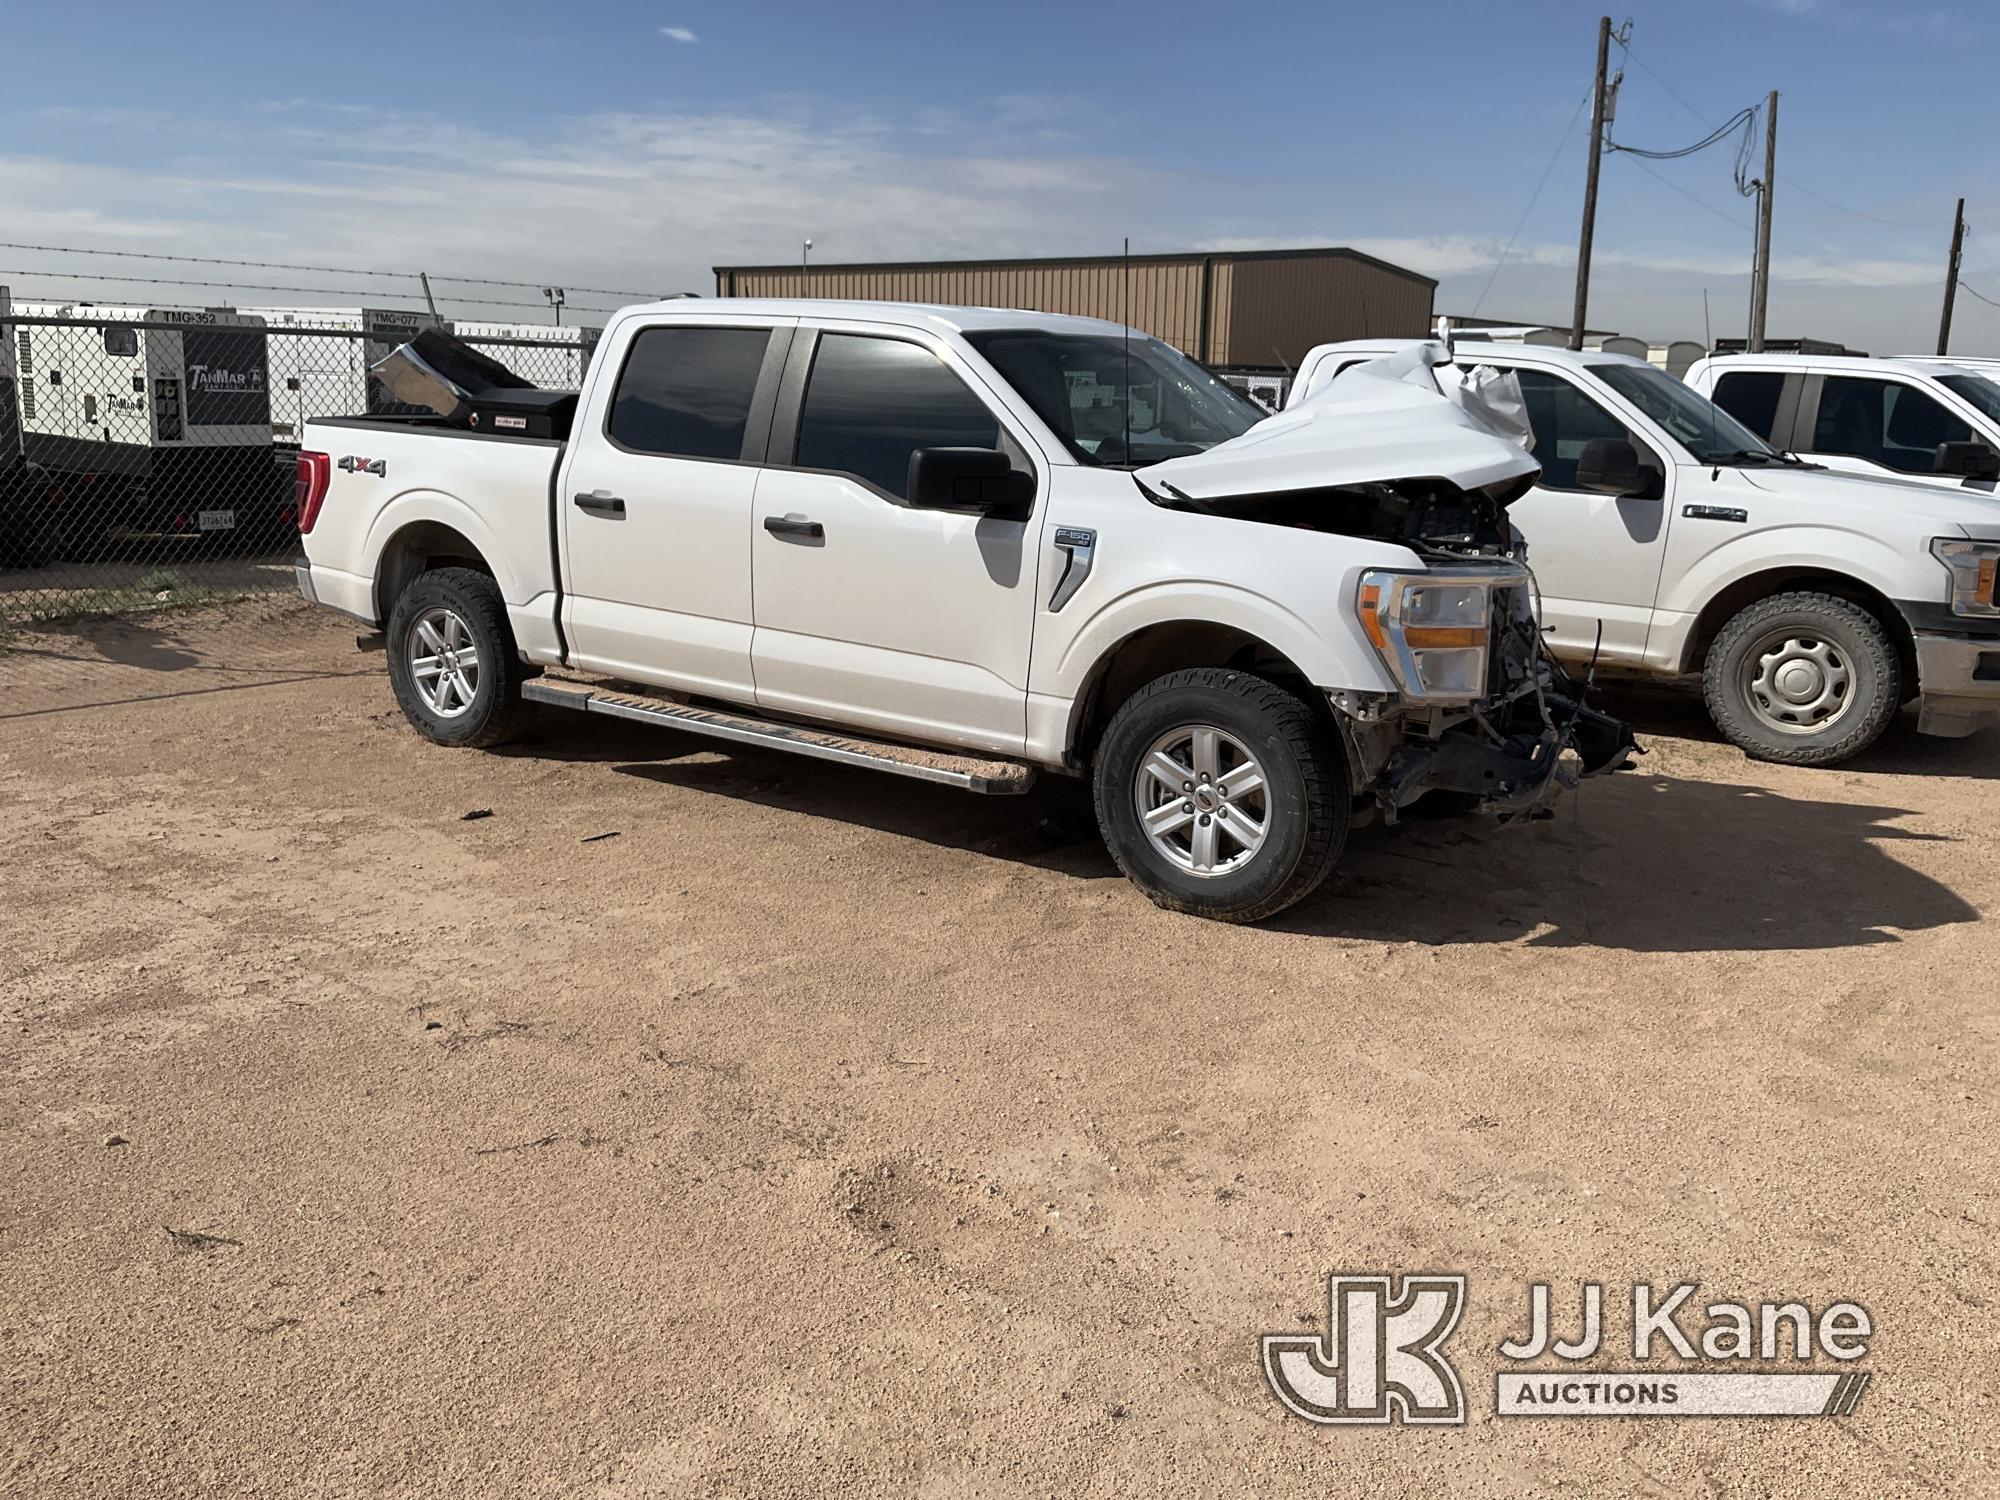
[1262,1274,1468,1426]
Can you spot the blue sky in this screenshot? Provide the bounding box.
[1,0,1994,351]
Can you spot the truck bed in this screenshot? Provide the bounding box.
[298,414,566,635]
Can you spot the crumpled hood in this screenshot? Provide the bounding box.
[1139,342,1542,504]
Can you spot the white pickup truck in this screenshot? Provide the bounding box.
[292,302,1633,922]
[1292,340,2000,765]
[1685,351,2000,491]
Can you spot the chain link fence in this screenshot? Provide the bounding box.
[1,306,595,711]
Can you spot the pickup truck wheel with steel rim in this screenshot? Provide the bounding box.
[386,567,531,749]
[1093,667,1345,922]
[1702,590,1901,767]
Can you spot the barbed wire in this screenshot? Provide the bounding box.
[0,267,627,314]
[0,241,659,299]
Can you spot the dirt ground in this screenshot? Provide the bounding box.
[3,600,1997,1498]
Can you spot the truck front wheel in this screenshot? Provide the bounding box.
[1092,667,1345,922]
[1701,590,1901,767]
[385,567,530,749]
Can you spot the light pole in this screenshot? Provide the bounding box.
[802,238,812,290]
[542,286,566,326]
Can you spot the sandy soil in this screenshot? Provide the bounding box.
[3,601,1997,1498]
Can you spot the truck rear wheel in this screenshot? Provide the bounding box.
[1702,590,1901,767]
[1092,667,1345,923]
[385,567,530,748]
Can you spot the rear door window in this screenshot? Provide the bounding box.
[793,334,1000,500]
[608,326,772,461]
[1711,370,1787,441]
[1812,375,1973,473]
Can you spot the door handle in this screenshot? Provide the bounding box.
[763,514,824,541]
[574,491,626,516]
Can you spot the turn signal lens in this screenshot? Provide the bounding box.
[1358,581,1388,651]
[1404,626,1486,649]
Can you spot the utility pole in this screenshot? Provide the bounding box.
[1748,91,1778,352]
[1938,197,1966,356]
[1569,16,1615,351]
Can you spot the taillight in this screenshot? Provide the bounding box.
[295,450,331,533]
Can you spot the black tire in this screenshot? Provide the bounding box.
[385,567,530,748]
[1092,667,1345,922]
[1701,591,1901,767]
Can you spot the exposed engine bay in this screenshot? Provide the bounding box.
[1145,474,1522,559]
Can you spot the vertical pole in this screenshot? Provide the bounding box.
[1938,197,1966,356]
[1569,15,1613,351]
[417,272,442,324]
[1749,91,1778,352]
[1121,237,1132,464]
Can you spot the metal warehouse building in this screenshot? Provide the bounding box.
[711,247,1436,374]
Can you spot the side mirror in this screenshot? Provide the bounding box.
[906,447,1034,518]
[1934,440,2000,481]
[1574,437,1644,495]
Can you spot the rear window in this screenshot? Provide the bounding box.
[608,326,771,461]
[1711,370,1785,441]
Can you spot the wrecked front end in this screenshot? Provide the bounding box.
[1331,556,1636,825]
[1140,342,1638,825]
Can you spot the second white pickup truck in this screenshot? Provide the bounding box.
[1292,339,2000,766]
[292,302,1637,922]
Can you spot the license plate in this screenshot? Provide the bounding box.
[197,509,236,532]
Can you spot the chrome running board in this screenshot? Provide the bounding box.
[522,679,1037,795]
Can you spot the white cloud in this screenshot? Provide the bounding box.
[658,26,698,43]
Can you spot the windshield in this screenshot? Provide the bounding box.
[964,329,1265,467]
[1940,372,2000,423]
[1594,362,1774,464]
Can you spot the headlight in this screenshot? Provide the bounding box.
[1357,570,1500,701]
[1930,538,2000,617]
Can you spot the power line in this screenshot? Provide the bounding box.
[1609,107,1755,162]
[0,240,657,299]
[1471,89,1593,316]
[1617,43,1929,229]
[1617,157,1898,288]
[1956,279,2000,311]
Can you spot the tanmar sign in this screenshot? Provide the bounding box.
[1264,1274,1873,1426]
[181,329,271,428]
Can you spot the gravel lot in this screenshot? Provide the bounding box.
[4,600,1997,1497]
